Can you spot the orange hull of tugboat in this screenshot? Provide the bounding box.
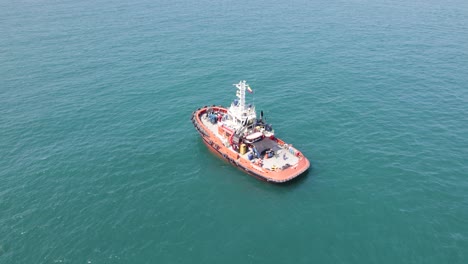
[191,106,310,183]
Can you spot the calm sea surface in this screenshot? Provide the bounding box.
[1,0,468,263]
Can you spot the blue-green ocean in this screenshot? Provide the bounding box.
[2,0,468,263]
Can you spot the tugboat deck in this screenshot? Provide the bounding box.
[200,113,300,171]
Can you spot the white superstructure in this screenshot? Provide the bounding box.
[222,80,257,132]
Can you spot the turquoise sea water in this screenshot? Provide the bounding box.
[2,0,468,263]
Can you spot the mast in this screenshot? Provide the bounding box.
[234,80,248,111]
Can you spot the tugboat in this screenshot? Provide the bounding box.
[191,81,310,183]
